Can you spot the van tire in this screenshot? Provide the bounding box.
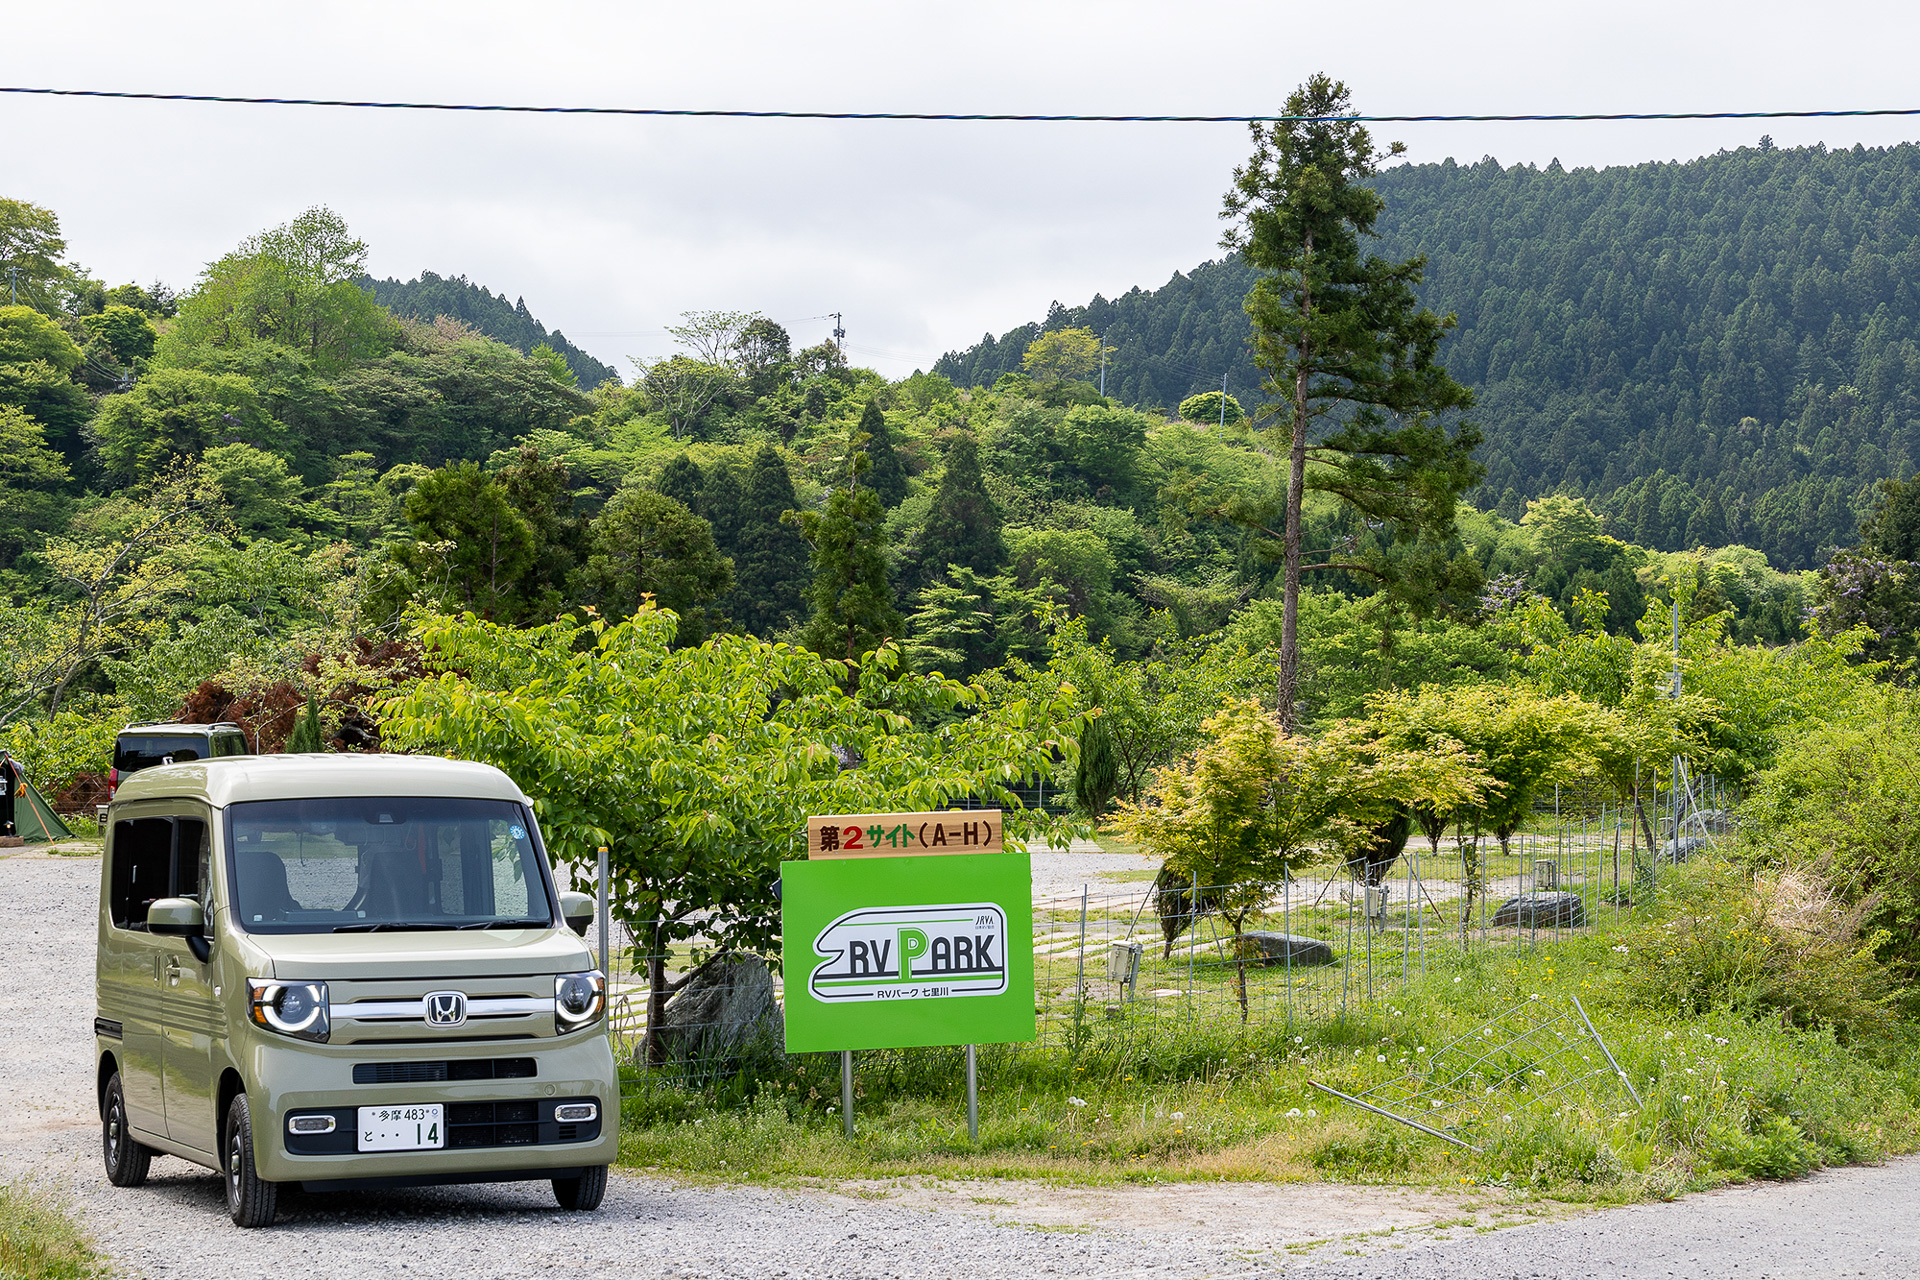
[101,1073,152,1187]
[552,1165,607,1210]
[223,1093,278,1227]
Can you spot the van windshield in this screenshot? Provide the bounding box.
[226,797,553,934]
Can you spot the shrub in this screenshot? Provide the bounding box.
[1620,859,1906,1041]
[1742,692,1920,968]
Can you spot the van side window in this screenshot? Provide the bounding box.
[109,816,211,928]
[176,818,208,901]
[109,818,175,929]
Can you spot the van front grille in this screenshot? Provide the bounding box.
[352,1057,537,1084]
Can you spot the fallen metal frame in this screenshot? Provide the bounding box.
[1312,993,1642,1149]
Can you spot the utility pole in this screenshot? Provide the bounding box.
[1669,595,1682,699]
[7,264,16,306]
[1666,594,1697,843]
[830,312,845,358]
[1098,334,1107,397]
[1218,370,1228,429]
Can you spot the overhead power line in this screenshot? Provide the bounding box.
[2,85,1919,124]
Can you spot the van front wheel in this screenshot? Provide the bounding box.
[101,1073,152,1187]
[223,1094,278,1228]
[552,1165,607,1211]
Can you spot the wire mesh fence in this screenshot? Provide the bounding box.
[600,776,1730,1094]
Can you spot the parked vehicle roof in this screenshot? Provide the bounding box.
[118,721,247,734]
[109,754,527,809]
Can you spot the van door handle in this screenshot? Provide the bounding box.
[164,957,182,987]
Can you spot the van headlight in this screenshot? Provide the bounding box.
[554,971,605,1031]
[248,979,330,1042]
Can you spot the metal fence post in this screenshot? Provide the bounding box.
[596,844,610,977]
[965,1044,978,1142]
[842,1050,854,1139]
[1073,885,1089,1050]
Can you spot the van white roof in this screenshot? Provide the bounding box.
[111,754,530,809]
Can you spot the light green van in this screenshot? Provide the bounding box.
[93,754,619,1227]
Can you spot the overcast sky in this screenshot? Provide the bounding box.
[6,0,1920,380]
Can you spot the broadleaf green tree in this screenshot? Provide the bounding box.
[89,368,282,483]
[392,462,536,623]
[583,489,732,645]
[1020,327,1107,384]
[79,305,159,366]
[0,405,71,570]
[0,199,71,313]
[1115,699,1485,1017]
[172,206,398,372]
[378,607,1083,1062]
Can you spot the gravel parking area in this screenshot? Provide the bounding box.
[7,843,1918,1279]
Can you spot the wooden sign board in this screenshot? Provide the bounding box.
[806,810,1003,859]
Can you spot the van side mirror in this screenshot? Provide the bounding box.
[149,897,212,958]
[148,897,205,936]
[557,890,595,937]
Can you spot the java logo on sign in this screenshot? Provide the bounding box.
[808,902,1008,1003]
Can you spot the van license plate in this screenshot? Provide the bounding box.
[357,1105,444,1151]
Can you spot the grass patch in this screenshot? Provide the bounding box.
[1090,828,1151,861]
[617,859,1920,1201]
[0,1182,109,1280]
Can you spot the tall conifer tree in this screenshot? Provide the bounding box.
[730,445,810,637]
[698,462,745,559]
[655,453,704,510]
[790,433,900,662]
[915,432,1005,591]
[1221,73,1480,728]
[858,399,910,507]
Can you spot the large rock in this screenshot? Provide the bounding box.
[1691,808,1738,835]
[654,953,785,1065]
[1234,932,1337,967]
[1493,892,1587,928]
[1661,835,1709,864]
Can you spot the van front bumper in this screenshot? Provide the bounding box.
[246,1033,620,1186]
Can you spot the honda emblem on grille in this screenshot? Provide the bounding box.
[423,990,467,1028]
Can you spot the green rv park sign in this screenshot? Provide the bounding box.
[781,812,1036,1054]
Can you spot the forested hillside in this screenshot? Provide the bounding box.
[365,271,619,389]
[1,174,1907,811]
[936,141,1920,567]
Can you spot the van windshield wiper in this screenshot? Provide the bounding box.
[457,919,547,930]
[331,922,459,933]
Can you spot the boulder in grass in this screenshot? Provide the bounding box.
[1661,835,1709,864]
[654,952,784,1065]
[1691,809,1738,835]
[1234,931,1337,967]
[1493,892,1587,929]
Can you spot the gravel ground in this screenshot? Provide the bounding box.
[1031,836,1159,902]
[7,844,1919,1280]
